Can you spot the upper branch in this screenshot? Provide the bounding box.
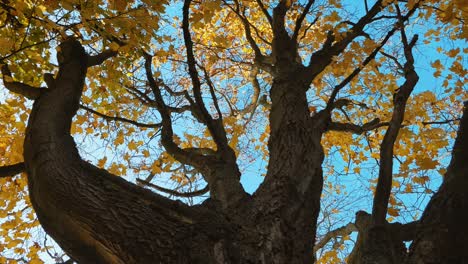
[305,0,396,83]
[313,222,357,253]
[182,0,231,153]
[322,2,421,116]
[228,0,273,72]
[292,0,316,41]
[200,64,223,119]
[325,24,399,111]
[144,52,248,208]
[143,53,212,170]
[272,0,291,39]
[254,0,272,25]
[371,26,419,224]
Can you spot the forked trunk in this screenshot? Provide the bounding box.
[23,38,325,263]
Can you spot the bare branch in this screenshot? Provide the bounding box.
[143,52,208,168]
[228,1,273,72]
[0,162,25,178]
[293,0,316,41]
[242,67,262,129]
[254,0,272,25]
[183,0,231,151]
[328,118,388,134]
[79,104,162,128]
[314,222,357,253]
[142,52,250,209]
[200,64,223,119]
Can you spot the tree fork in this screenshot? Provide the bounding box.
[19,37,236,263]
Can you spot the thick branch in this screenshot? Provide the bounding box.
[87,49,118,67]
[0,162,25,178]
[407,102,468,262]
[144,52,247,207]
[372,32,419,224]
[444,101,468,184]
[328,118,388,134]
[242,67,262,129]
[313,222,357,253]
[143,53,209,169]
[1,64,41,99]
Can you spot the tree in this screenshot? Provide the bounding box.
[0,0,466,263]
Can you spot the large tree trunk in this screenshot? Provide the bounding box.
[406,102,468,263]
[23,38,228,263]
[250,72,326,263]
[349,103,468,264]
[19,31,467,264]
[22,37,325,263]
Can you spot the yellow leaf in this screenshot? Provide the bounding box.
[404,184,412,193]
[114,131,124,145]
[98,157,107,168]
[151,160,161,174]
[418,158,438,170]
[109,42,120,52]
[128,140,137,151]
[3,75,13,82]
[413,176,430,184]
[387,207,400,217]
[446,48,460,58]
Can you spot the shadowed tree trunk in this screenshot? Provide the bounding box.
[406,102,468,263]
[17,37,329,264]
[0,0,466,263]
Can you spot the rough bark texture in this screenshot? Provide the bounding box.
[406,102,468,264]
[10,5,466,263]
[23,38,229,263]
[349,103,468,264]
[21,37,327,264]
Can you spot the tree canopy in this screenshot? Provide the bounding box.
[0,0,466,263]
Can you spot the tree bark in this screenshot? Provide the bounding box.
[15,27,467,264]
[21,37,326,263]
[407,102,468,263]
[349,103,468,264]
[22,38,230,263]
